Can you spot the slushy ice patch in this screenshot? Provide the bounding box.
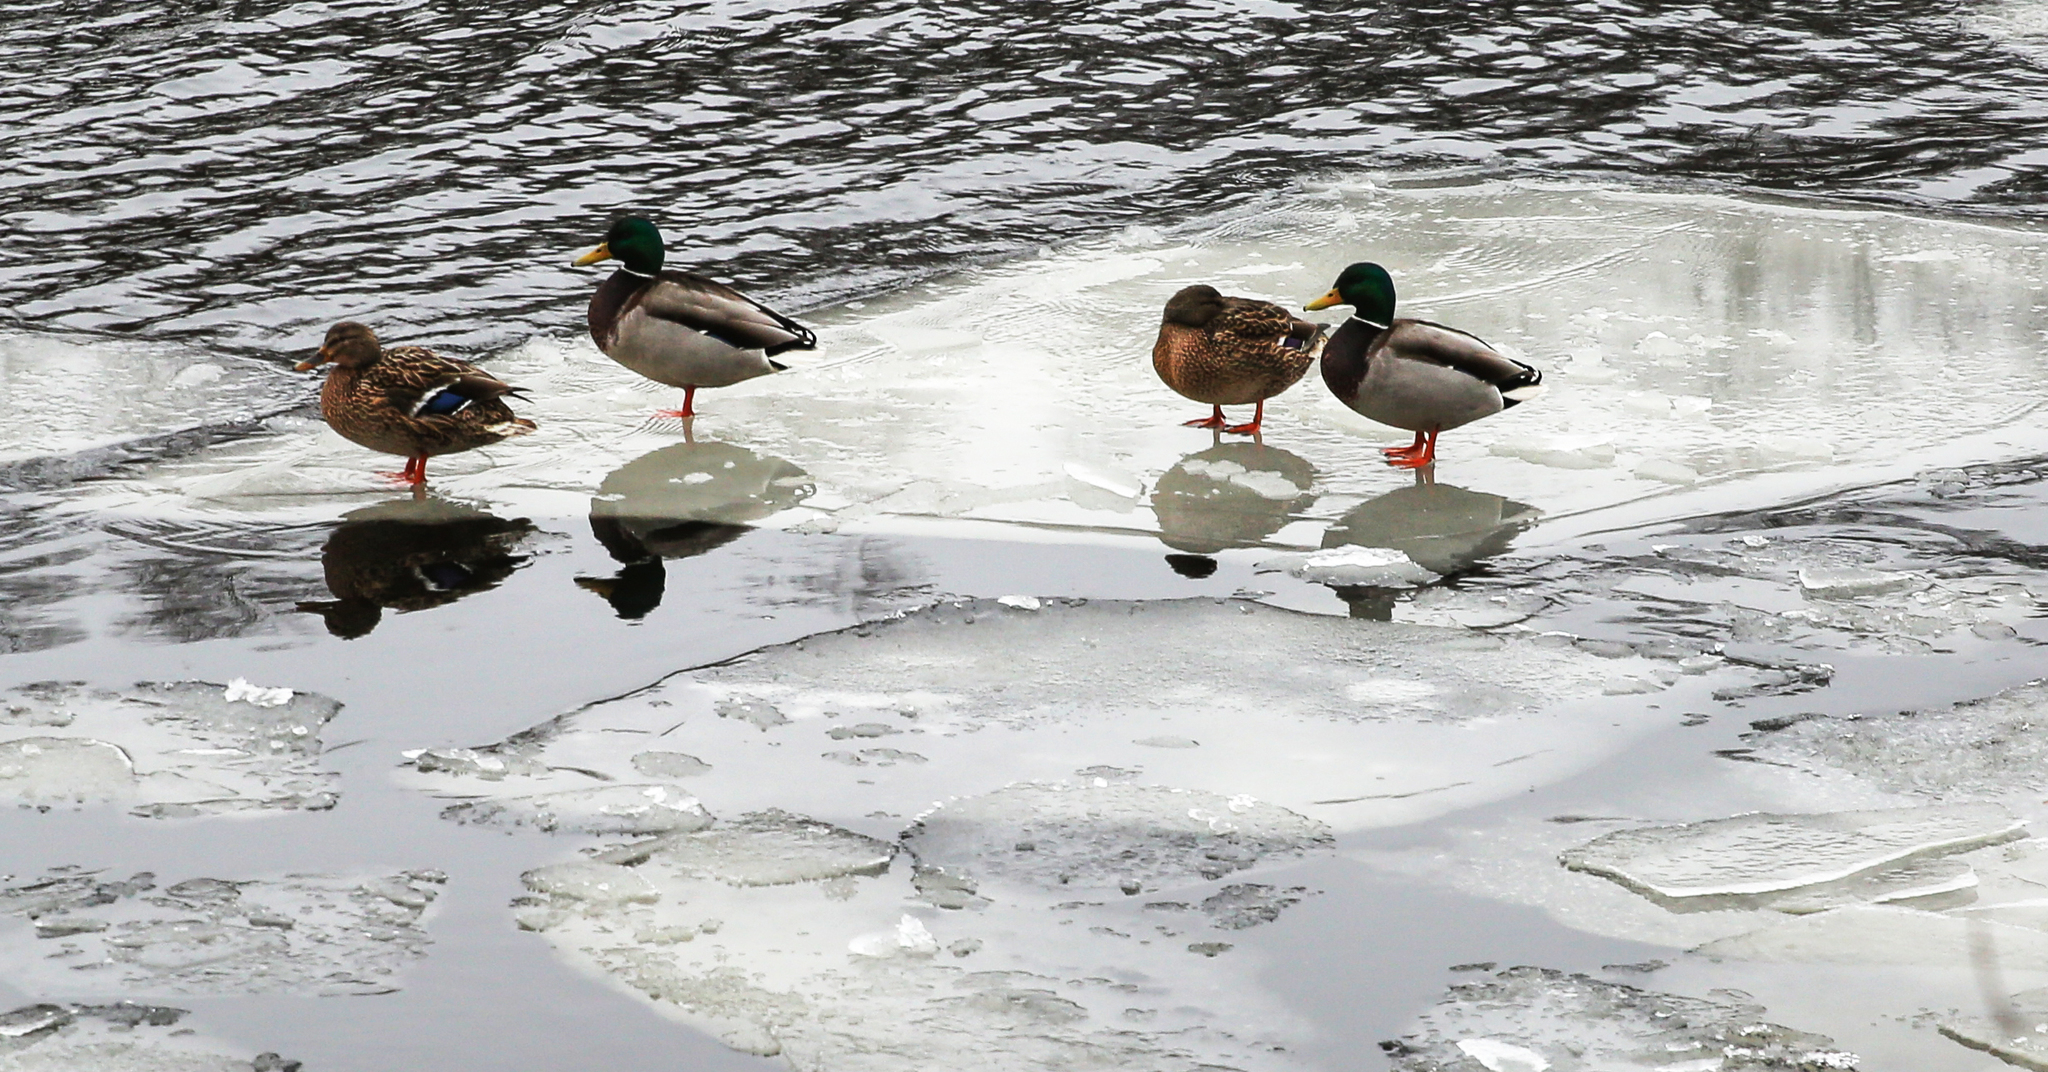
[0,868,442,996]
[1382,966,1857,1071]
[0,681,339,815]
[0,1000,296,1072]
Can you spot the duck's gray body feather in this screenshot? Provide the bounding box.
[589,268,815,389]
[1321,317,1543,433]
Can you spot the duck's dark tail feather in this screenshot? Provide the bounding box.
[1499,364,1546,408]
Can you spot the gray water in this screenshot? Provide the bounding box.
[7,2,2048,1070]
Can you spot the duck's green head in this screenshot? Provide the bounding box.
[574,217,665,274]
[1304,262,1396,323]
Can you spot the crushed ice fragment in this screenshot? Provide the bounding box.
[996,595,1042,611]
[1186,941,1231,957]
[630,750,711,778]
[1796,566,1922,598]
[1133,735,1199,748]
[600,810,894,886]
[222,678,293,707]
[849,914,938,958]
[1560,804,2023,903]
[1456,1037,1551,1072]
[1488,435,1616,469]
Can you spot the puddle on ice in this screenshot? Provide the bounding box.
[0,682,339,817]
[0,867,442,997]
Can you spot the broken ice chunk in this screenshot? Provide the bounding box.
[903,782,1331,901]
[995,595,1042,611]
[521,862,659,906]
[1940,985,2048,1070]
[1750,681,2048,800]
[1199,883,1309,929]
[1561,804,2024,905]
[601,810,894,886]
[0,737,136,803]
[1456,1038,1550,1072]
[848,914,938,958]
[630,750,710,778]
[1384,966,1857,1071]
[1487,435,1616,469]
[1255,546,1439,588]
[1796,566,1923,599]
[221,678,293,708]
[442,785,713,836]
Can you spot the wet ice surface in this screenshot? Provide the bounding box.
[13,178,2048,1070]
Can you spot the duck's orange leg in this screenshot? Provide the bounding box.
[1385,430,1438,470]
[1382,431,1428,460]
[656,386,698,420]
[1223,401,1266,436]
[376,456,425,485]
[1182,405,1228,430]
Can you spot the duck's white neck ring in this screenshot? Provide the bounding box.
[619,266,655,279]
[1350,315,1390,330]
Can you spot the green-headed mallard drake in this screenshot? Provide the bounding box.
[1153,284,1325,435]
[1304,262,1544,469]
[295,322,536,485]
[573,217,817,419]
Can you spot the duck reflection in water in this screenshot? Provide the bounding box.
[297,494,536,638]
[577,438,815,618]
[1151,440,1316,578]
[1320,471,1539,619]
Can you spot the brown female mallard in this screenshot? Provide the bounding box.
[1152,284,1325,435]
[1304,262,1545,469]
[294,322,536,485]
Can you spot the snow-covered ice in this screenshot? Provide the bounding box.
[0,1001,296,1072]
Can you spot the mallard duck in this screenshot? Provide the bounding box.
[1153,284,1325,435]
[295,322,536,485]
[573,217,817,419]
[1304,262,1544,469]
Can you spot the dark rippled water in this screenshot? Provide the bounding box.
[4,0,2047,356]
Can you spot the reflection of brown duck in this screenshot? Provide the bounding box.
[1319,477,1539,618]
[296,496,536,638]
[576,441,814,618]
[1151,442,1316,563]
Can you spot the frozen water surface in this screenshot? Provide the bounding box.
[12,174,2048,1069]
[0,1001,295,1072]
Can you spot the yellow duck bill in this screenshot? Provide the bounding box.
[1302,288,1345,311]
[572,242,613,267]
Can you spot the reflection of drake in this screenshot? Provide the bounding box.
[297,497,536,638]
[577,441,814,618]
[1151,443,1315,572]
[1320,477,1539,618]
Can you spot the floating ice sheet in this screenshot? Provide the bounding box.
[1381,966,1858,1071]
[0,867,442,996]
[0,681,340,816]
[1698,905,2048,970]
[1560,804,2025,902]
[512,801,1319,1070]
[398,597,1708,829]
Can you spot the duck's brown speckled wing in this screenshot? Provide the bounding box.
[637,271,818,356]
[360,347,508,416]
[1153,295,1323,406]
